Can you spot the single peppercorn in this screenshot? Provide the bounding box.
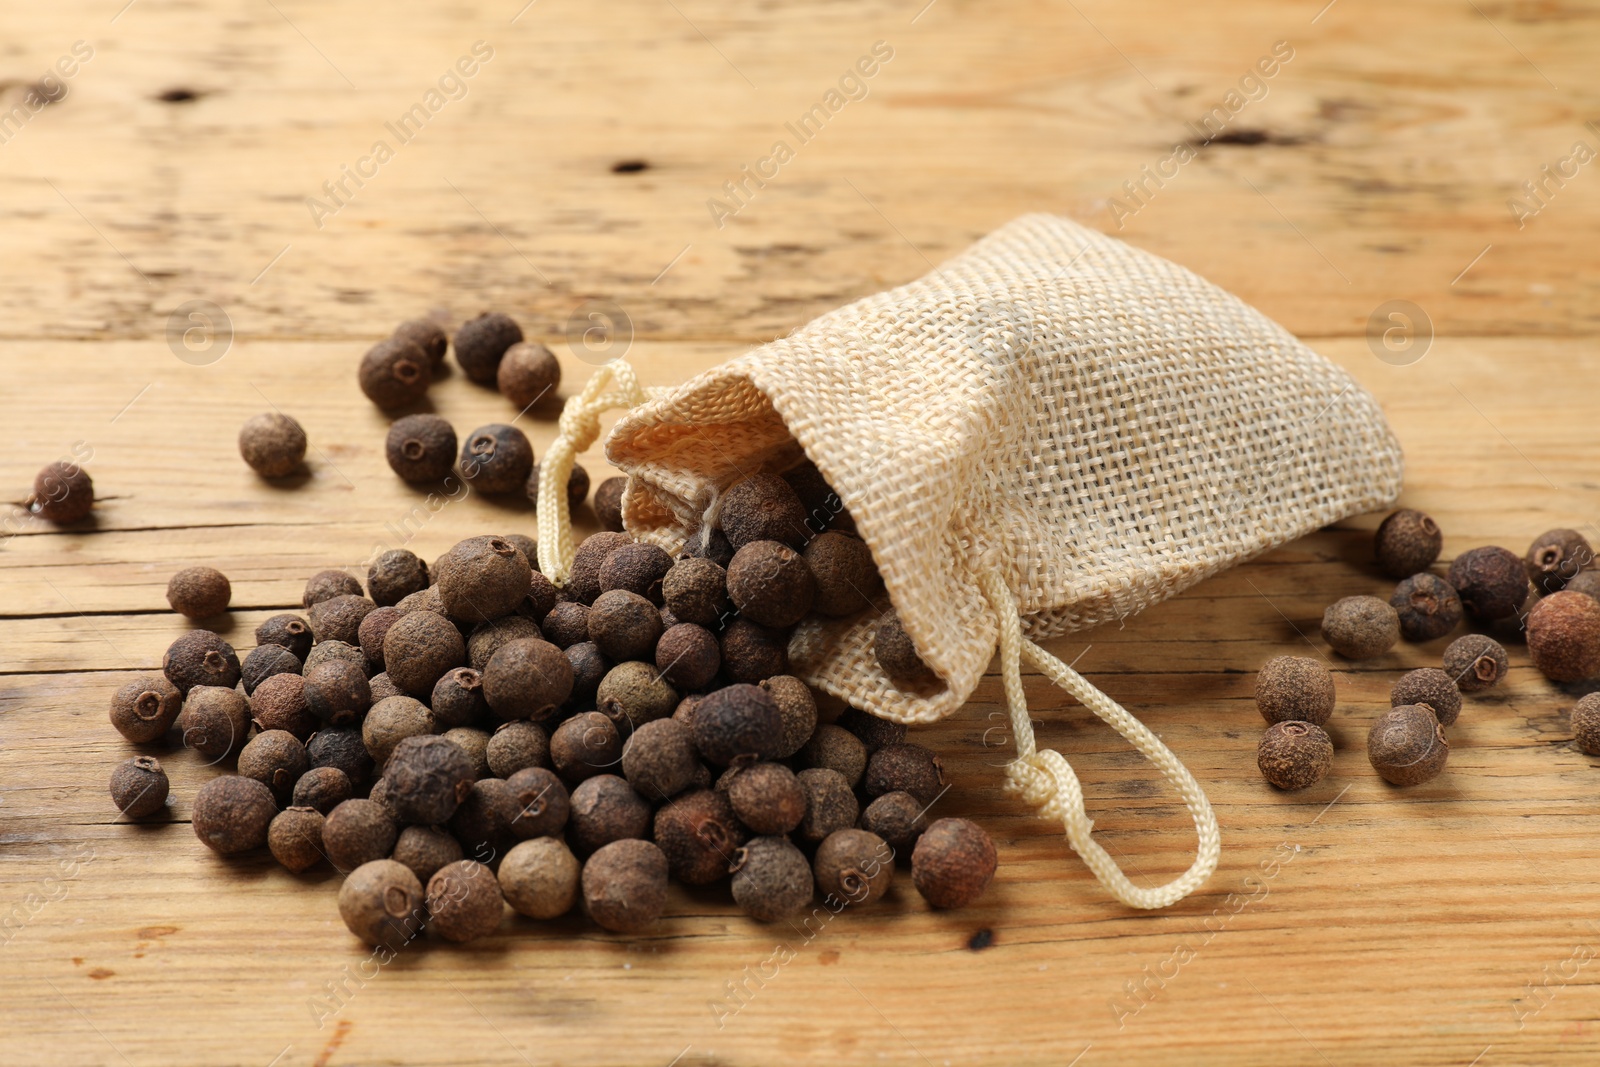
[1256,721,1334,790]
[1448,546,1530,621]
[726,541,816,628]
[391,825,464,883]
[860,791,928,859]
[338,859,426,949]
[864,742,945,805]
[726,762,807,835]
[1388,572,1463,643]
[593,476,627,532]
[109,755,169,818]
[1526,529,1594,594]
[166,565,231,619]
[430,667,488,730]
[323,799,400,871]
[1368,704,1448,786]
[385,413,458,483]
[1571,693,1600,756]
[458,424,534,495]
[565,641,609,706]
[505,766,570,839]
[484,638,574,721]
[366,550,429,608]
[912,818,997,908]
[256,613,313,659]
[758,675,818,759]
[569,531,634,605]
[550,711,622,782]
[522,570,559,621]
[662,557,731,628]
[448,778,519,863]
[303,570,363,609]
[309,594,377,647]
[238,412,307,478]
[426,860,504,942]
[1443,633,1509,692]
[192,775,277,855]
[486,720,550,778]
[292,766,353,814]
[437,535,533,623]
[1374,509,1442,579]
[357,606,406,670]
[655,623,720,691]
[541,602,591,649]
[359,336,432,409]
[587,590,663,662]
[267,807,325,873]
[382,610,466,697]
[241,644,301,696]
[838,708,908,754]
[180,685,251,761]
[453,311,523,384]
[653,788,746,885]
[239,730,310,804]
[803,531,884,617]
[567,775,652,857]
[497,340,561,409]
[443,726,492,781]
[108,674,182,743]
[307,727,374,786]
[815,829,894,905]
[499,837,580,919]
[385,735,476,826]
[730,836,813,922]
[1254,655,1336,727]
[1527,591,1600,682]
[875,610,937,686]
[369,672,403,702]
[303,659,372,727]
[163,629,241,695]
[361,695,434,768]
[1390,667,1462,727]
[393,317,449,367]
[620,718,699,801]
[26,460,93,523]
[583,839,669,933]
[596,661,679,731]
[795,767,859,845]
[797,724,868,787]
[1321,595,1400,659]
[720,619,789,683]
[1568,571,1600,603]
[720,474,809,550]
[596,543,672,604]
[691,683,784,766]
[302,639,368,678]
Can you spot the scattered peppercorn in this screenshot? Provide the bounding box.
[303,659,372,727]
[797,724,868,787]
[425,667,485,730]
[815,829,894,905]
[443,726,492,780]
[448,778,518,863]
[587,590,663,662]
[1526,528,1594,593]
[726,541,816,629]
[782,460,840,534]
[758,675,819,758]
[1443,633,1509,692]
[720,619,789,683]
[365,549,429,608]
[912,818,997,908]
[384,735,476,825]
[309,594,377,647]
[484,638,574,721]
[454,311,523,384]
[108,674,182,743]
[875,610,938,686]
[565,641,610,705]
[1571,693,1600,756]
[239,730,310,804]
[1368,704,1448,786]
[662,557,730,629]
[593,476,627,532]
[567,775,652,856]
[1374,509,1442,579]
[1256,721,1334,790]
[485,720,549,779]
[620,718,699,801]
[424,860,504,943]
[385,413,458,483]
[1447,546,1530,621]
[323,798,400,871]
[256,613,313,659]
[1254,655,1336,726]
[163,629,241,695]
[719,474,809,550]
[726,762,807,835]
[467,619,542,678]
[654,623,720,691]
[1389,572,1463,643]
[369,672,403,703]
[307,727,374,786]
[499,837,580,919]
[804,531,884,617]
[538,602,588,650]
[1321,595,1400,659]
[166,565,231,619]
[1527,590,1600,682]
[26,460,94,523]
[795,767,859,845]
[596,661,678,731]
[458,423,534,495]
[291,766,352,813]
[438,535,533,623]
[241,644,301,696]
[497,340,562,409]
[383,610,466,697]
[238,412,307,478]
[864,742,944,805]
[550,711,622,783]
[303,639,368,677]
[731,836,813,922]
[267,807,325,873]
[1388,667,1462,727]
[1568,571,1600,602]
[392,825,464,884]
[359,336,432,408]
[393,317,449,367]
[583,838,669,933]
[180,685,251,760]
[653,788,746,885]
[109,755,169,818]
[860,791,928,858]
[357,606,406,670]
[192,775,277,855]
[691,683,784,766]
[338,859,425,949]
[505,766,571,839]
[303,570,363,609]
[569,531,634,605]
[362,695,435,767]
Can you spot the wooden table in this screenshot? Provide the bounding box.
[3,2,1598,1064]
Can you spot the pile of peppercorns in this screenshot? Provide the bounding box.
[109,424,996,947]
[1254,511,1600,791]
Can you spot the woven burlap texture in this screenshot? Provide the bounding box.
[605,213,1404,725]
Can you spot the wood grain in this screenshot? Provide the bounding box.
[4,1,1600,1064]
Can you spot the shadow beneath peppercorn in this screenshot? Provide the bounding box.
[254,467,313,491]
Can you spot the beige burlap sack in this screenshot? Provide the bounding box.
[535,214,1403,908]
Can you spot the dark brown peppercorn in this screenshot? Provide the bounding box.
[653,788,746,885]
[1368,704,1448,786]
[391,825,464,883]
[726,541,816,628]
[432,667,488,729]
[108,674,182,743]
[569,532,634,605]
[691,683,784,765]
[487,720,550,778]
[385,413,458,483]
[427,860,504,942]
[782,460,841,534]
[1447,546,1530,621]
[454,311,523,384]
[27,460,93,523]
[582,839,669,933]
[523,570,558,620]
[1254,655,1336,727]
[598,543,674,604]
[393,317,449,366]
[683,525,735,568]
[442,726,492,781]
[369,672,403,703]
[384,735,476,825]
[864,742,944,805]
[324,799,399,871]
[860,791,928,858]
[362,696,435,767]
[366,549,429,608]
[726,762,807,835]
[875,610,937,686]
[1527,591,1600,682]
[911,818,997,908]
[1321,595,1400,659]
[163,629,241,695]
[662,557,730,627]
[1374,509,1442,579]
[588,589,663,662]
[795,767,859,845]
[303,659,372,727]
[593,476,627,532]
[357,606,405,670]
[166,565,231,619]
[241,644,301,696]
[730,836,813,922]
[256,613,313,659]
[506,766,571,839]
[814,829,894,905]
[1571,693,1600,756]
[484,638,574,721]
[309,594,377,646]
[109,755,169,818]
[526,461,590,515]
[338,859,425,949]
[238,412,307,478]
[1568,571,1600,603]
[359,336,432,408]
[620,718,700,801]
[758,675,818,759]
[837,707,907,754]
[303,639,369,677]
[804,532,884,617]
[448,778,518,862]
[1443,633,1509,692]
[497,341,561,409]
[303,570,364,609]
[291,766,352,813]
[1391,668,1462,727]
[192,775,277,855]
[550,711,622,782]
[239,730,310,803]
[1526,529,1594,593]
[1389,572,1463,643]
[542,602,591,649]
[720,619,789,683]
[458,424,534,495]
[180,685,251,761]
[268,807,325,873]
[567,775,652,856]
[1256,721,1334,790]
[499,838,580,919]
[438,535,533,623]
[656,623,720,691]
[382,610,466,697]
[565,641,609,705]
[596,661,678,731]
[797,724,868,787]
[307,727,374,786]
[720,474,809,550]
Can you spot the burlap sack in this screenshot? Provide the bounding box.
[535,214,1403,908]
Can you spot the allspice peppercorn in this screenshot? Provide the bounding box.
[662,557,730,628]
[814,829,894,905]
[1374,509,1442,579]
[541,602,591,650]
[912,818,998,908]
[797,724,868,787]
[1254,655,1336,727]
[550,711,622,782]
[166,565,231,619]
[692,683,784,766]
[593,476,627,532]
[338,859,425,949]
[860,791,928,858]
[566,641,610,706]
[291,766,352,813]
[468,617,541,673]
[795,767,859,845]
[393,317,448,367]
[864,742,945,805]
[655,623,720,692]
[726,541,816,628]
[438,535,533,623]
[1256,721,1334,790]
[256,613,314,659]
[506,766,571,839]
[366,549,429,607]
[427,860,505,943]
[238,412,307,478]
[442,726,492,780]
[588,590,663,662]
[1443,633,1509,692]
[430,667,488,730]
[307,727,374,786]
[1390,667,1462,727]
[730,836,813,922]
[1368,704,1448,786]
[1321,595,1400,659]
[497,341,562,409]
[484,638,574,721]
[192,775,278,855]
[719,474,809,550]
[108,675,182,743]
[180,685,251,760]
[323,799,399,871]
[453,311,523,384]
[369,672,403,702]
[583,839,669,933]
[384,735,476,825]
[267,807,325,873]
[252,674,316,739]
[875,610,937,686]
[26,460,94,523]
[568,531,634,605]
[1447,546,1530,621]
[1526,528,1594,593]
[383,610,466,697]
[654,788,746,885]
[302,639,368,677]
[303,659,372,727]
[499,837,580,919]
[239,730,310,804]
[391,825,464,884]
[486,720,550,778]
[598,543,674,605]
[725,762,807,835]
[458,424,533,495]
[303,570,363,608]
[109,755,169,818]
[1570,693,1600,756]
[241,644,301,696]
[1526,590,1600,682]
[620,718,700,801]
[163,629,241,695]
[567,775,652,856]
[1568,571,1600,603]
[359,336,432,409]
[357,606,406,670]
[684,525,735,568]
[804,531,884,617]
[385,413,458,483]
[308,594,377,647]
[759,675,819,759]
[596,661,679,731]
[1389,572,1464,643]
[362,695,434,767]
[720,619,789,683]
[448,779,518,862]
